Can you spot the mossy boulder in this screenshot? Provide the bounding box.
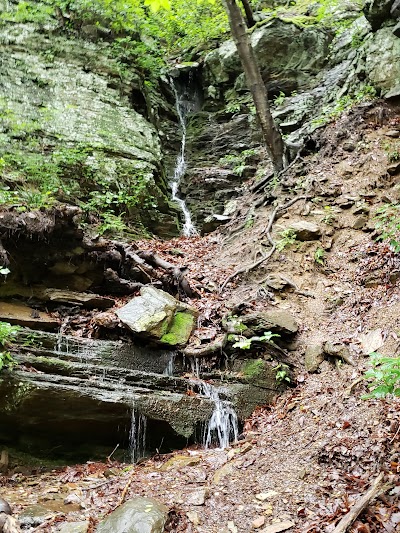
[116,287,197,346]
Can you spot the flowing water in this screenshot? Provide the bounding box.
[192,380,239,449]
[170,80,198,237]
[129,404,148,463]
[163,352,176,376]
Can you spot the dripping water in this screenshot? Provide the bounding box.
[129,403,147,463]
[163,352,176,376]
[170,78,198,237]
[192,380,239,450]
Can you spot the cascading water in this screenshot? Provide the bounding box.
[129,403,147,463]
[170,79,198,237]
[193,380,239,449]
[163,352,176,376]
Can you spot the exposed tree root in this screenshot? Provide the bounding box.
[220,195,309,291]
[183,334,227,358]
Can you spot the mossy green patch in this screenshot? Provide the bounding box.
[242,359,266,379]
[160,312,195,346]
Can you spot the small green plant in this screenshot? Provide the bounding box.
[374,203,400,252]
[314,247,325,265]
[219,149,257,177]
[384,142,400,163]
[276,228,297,251]
[321,205,337,225]
[225,101,241,114]
[231,331,280,351]
[362,352,400,398]
[273,363,291,384]
[97,211,128,235]
[274,91,286,106]
[0,321,20,371]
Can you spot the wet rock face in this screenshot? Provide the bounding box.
[96,498,168,533]
[0,20,177,237]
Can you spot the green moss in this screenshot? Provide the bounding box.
[160,312,195,346]
[242,359,265,379]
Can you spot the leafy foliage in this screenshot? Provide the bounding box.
[276,228,297,251]
[374,203,400,253]
[273,363,291,384]
[362,352,400,398]
[231,331,280,350]
[0,322,20,371]
[314,247,325,265]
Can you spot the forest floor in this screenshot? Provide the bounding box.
[2,104,400,532]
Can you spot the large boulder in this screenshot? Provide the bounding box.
[116,287,197,346]
[96,498,168,533]
[203,19,332,94]
[0,18,178,236]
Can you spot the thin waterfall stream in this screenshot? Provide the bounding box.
[191,379,239,450]
[170,79,198,237]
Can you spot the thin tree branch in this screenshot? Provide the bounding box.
[332,472,391,533]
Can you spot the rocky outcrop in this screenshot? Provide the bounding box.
[0,18,178,236]
[0,328,278,461]
[203,19,332,97]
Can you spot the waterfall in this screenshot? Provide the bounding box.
[170,79,198,237]
[129,404,147,463]
[192,380,239,449]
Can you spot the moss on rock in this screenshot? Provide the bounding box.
[160,312,196,346]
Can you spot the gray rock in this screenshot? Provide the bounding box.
[238,310,298,336]
[204,19,331,91]
[324,341,355,365]
[18,504,53,527]
[116,287,197,346]
[365,28,400,96]
[58,522,89,533]
[353,215,369,229]
[0,21,178,237]
[392,0,400,16]
[186,488,208,506]
[289,221,321,241]
[96,497,168,533]
[363,0,395,30]
[393,21,400,36]
[305,344,325,373]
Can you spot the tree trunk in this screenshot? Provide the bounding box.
[240,0,256,27]
[223,0,287,174]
